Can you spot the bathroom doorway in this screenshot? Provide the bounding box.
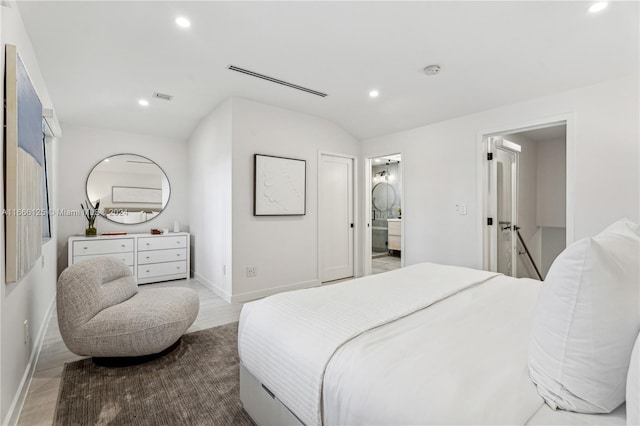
[368,154,402,275]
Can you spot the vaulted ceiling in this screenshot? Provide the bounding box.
[18,1,639,140]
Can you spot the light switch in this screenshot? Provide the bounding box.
[458,203,467,215]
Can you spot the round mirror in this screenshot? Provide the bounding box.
[372,182,396,211]
[86,154,170,224]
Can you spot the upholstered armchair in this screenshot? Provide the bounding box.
[57,257,199,358]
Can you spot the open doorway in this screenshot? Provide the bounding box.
[369,154,402,275]
[483,123,567,280]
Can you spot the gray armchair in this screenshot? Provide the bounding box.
[57,257,199,358]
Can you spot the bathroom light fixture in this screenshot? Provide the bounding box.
[369,90,379,98]
[175,16,191,28]
[588,2,608,13]
[138,99,149,107]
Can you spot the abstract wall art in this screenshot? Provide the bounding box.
[254,154,306,216]
[4,44,45,283]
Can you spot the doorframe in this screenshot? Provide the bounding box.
[364,151,405,276]
[317,151,358,283]
[477,113,575,270]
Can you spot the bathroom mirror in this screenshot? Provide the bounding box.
[86,154,170,224]
[372,182,396,211]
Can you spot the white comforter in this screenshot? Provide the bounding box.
[323,274,544,425]
[238,263,500,426]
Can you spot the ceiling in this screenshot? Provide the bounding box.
[507,125,567,143]
[17,1,639,141]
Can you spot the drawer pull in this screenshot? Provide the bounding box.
[146,270,150,273]
[146,256,150,259]
[177,266,180,269]
[176,241,180,244]
[121,244,125,247]
[176,254,180,257]
[146,243,150,246]
[83,247,88,250]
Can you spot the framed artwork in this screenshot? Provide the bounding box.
[112,186,162,204]
[4,44,45,283]
[254,154,306,216]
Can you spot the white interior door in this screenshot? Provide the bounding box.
[320,154,354,282]
[487,137,520,277]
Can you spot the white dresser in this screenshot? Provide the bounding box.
[387,219,402,252]
[68,232,190,284]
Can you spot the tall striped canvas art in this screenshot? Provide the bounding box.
[4,44,43,283]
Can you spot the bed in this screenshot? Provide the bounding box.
[238,222,638,426]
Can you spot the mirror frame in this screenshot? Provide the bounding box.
[372,181,396,212]
[86,153,171,225]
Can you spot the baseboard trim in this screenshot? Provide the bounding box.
[192,273,320,304]
[193,272,232,303]
[4,296,56,426]
[230,279,319,303]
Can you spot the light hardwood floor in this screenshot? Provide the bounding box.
[17,279,243,426]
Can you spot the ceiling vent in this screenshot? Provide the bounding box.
[227,65,328,98]
[153,92,174,101]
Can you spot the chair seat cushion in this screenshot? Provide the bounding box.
[66,287,199,357]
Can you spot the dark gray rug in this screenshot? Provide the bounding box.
[54,322,254,426]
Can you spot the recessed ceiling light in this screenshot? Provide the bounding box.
[588,2,608,13]
[104,159,109,162]
[138,99,149,107]
[175,16,191,28]
[369,90,379,98]
[374,159,381,163]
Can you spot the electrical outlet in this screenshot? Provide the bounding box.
[246,266,257,277]
[23,320,29,345]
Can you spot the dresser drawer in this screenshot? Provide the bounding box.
[73,253,134,266]
[73,239,134,256]
[138,236,187,251]
[138,261,187,279]
[388,221,401,236]
[138,248,187,265]
[388,235,401,250]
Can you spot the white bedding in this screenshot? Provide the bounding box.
[323,275,544,425]
[526,403,626,425]
[238,263,499,426]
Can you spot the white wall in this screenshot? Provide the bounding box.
[56,124,189,276]
[187,99,233,299]
[361,74,639,269]
[231,98,360,300]
[189,98,360,302]
[537,137,567,227]
[0,4,59,424]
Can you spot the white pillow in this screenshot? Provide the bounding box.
[529,219,640,413]
[628,334,640,425]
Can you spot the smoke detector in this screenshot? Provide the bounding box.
[423,65,441,76]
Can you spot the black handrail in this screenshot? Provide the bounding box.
[515,227,543,280]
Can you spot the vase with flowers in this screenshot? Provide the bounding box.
[81,200,100,236]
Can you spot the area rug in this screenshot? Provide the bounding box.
[54,322,254,426]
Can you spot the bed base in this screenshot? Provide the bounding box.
[240,363,304,426]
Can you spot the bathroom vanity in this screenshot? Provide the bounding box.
[387,219,402,252]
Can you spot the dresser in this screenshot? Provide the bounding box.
[387,219,402,252]
[68,232,190,284]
